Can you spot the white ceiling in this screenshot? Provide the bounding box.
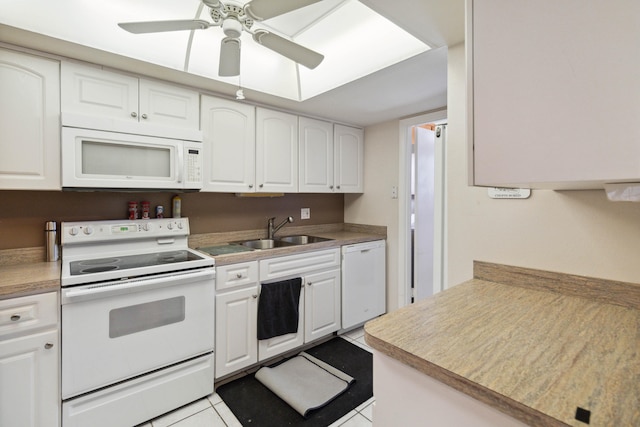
[0,0,465,127]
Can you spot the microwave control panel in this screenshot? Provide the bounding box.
[185,146,202,184]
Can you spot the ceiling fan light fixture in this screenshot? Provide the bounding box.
[219,37,241,76]
[222,17,243,38]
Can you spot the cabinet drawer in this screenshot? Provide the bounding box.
[0,292,58,337]
[216,262,259,291]
[260,248,340,282]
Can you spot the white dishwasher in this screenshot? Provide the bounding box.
[341,240,386,330]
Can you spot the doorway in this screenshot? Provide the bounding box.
[398,111,447,307]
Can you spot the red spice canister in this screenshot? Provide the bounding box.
[141,201,150,219]
[128,201,138,220]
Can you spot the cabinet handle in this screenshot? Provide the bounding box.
[329,185,334,189]
[259,184,264,188]
[44,343,54,349]
[337,185,341,189]
[141,113,148,119]
[252,294,258,299]
[10,314,21,321]
[307,282,312,286]
[248,184,253,189]
[236,273,243,279]
[130,112,138,118]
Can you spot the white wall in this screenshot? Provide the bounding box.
[446,42,640,287]
[344,122,400,310]
[353,42,640,311]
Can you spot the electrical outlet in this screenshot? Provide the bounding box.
[301,208,310,220]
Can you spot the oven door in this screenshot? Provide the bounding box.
[61,268,215,399]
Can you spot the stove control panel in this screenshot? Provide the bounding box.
[61,218,190,245]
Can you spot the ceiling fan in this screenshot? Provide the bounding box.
[118,0,325,77]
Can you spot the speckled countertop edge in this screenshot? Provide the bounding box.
[365,261,640,427]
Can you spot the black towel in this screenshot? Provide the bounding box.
[257,277,302,340]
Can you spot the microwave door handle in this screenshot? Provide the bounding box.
[176,145,184,184]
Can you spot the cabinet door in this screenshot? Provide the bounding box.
[138,79,200,130]
[256,108,298,193]
[0,49,60,190]
[258,286,305,361]
[470,0,640,189]
[334,124,364,193]
[304,269,341,343]
[299,117,334,193]
[0,329,59,427]
[215,287,258,378]
[61,61,138,123]
[201,96,256,192]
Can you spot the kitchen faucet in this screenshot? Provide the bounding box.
[268,216,294,239]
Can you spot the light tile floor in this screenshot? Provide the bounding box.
[141,327,373,427]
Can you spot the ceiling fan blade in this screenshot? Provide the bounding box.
[253,30,324,69]
[118,20,210,34]
[245,0,323,21]
[219,37,241,77]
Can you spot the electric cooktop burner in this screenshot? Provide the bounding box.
[69,250,204,276]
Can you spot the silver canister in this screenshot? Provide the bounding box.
[45,221,59,262]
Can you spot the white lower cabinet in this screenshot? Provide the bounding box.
[215,262,259,379]
[0,292,59,427]
[304,268,341,342]
[215,249,341,378]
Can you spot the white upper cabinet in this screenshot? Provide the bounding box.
[61,61,201,140]
[0,48,60,190]
[468,0,640,189]
[256,107,298,193]
[334,124,364,193]
[299,117,334,193]
[201,96,256,192]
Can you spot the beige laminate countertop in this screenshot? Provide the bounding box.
[0,261,61,300]
[190,223,386,266]
[365,261,640,427]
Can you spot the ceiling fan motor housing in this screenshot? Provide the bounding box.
[222,17,243,38]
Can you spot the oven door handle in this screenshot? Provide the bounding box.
[61,268,215,304]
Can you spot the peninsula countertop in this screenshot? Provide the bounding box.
[364,261,640,427]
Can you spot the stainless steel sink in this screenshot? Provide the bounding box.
[237,239,294,250]
[277,235,333,245]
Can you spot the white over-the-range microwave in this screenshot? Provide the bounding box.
[62,127,203,191]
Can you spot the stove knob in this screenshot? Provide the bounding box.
[167,223,174,230]
[69,227,79,236]
[177,222,184,229]
[83,226,94,235]
[142,223,153,232]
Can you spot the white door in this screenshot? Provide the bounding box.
[0,48,60,190]
[215,286,258,378]
[334,124,364,193]
[256,108,298,193]
[201,96,256,192]
[304,269,341,343]
[299,117,334,193]
[0,330,59,427]
[413,126,439,301]
[399,111,447,307]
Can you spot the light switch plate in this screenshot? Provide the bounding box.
[301,208,310,220]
